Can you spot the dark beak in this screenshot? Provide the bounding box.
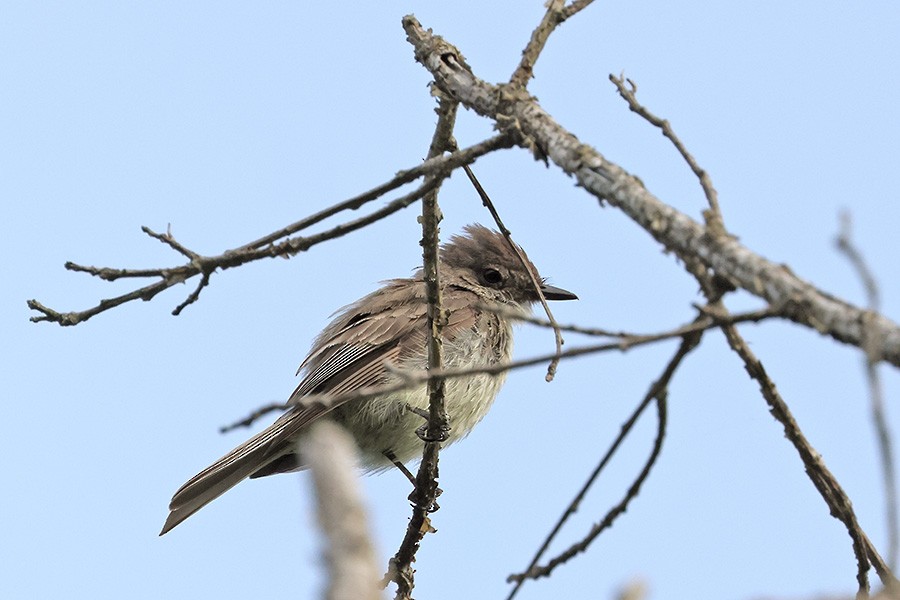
[540,284,578,301]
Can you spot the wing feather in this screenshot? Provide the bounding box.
[161,280,430,534]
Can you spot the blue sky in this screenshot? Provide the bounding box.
[4,2,900,599]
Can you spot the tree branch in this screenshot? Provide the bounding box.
[719,315,897,596]
[506,323,700,598]
[457,161,567,380]
[609,74,725,236]
[388,93,458,600]
[402,15,900,368]
[28,134,512,326]
[836,212,897,570]
[302,421,381,600]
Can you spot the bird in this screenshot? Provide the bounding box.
[160,224,576,535]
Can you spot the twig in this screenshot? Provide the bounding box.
[508,0,596,88]
[482,301,781,339]
[388,94,458,600]
[719,315,898,596]
[509,0,566,88]
[28,134,512,326]
[836,211,897,570]
[220,308,781,433]
[609,74,725,236]
[505,324,701,598]
[457,161,566,381]
[220,402,286,433]
[562,0,595,19]
[232,133,504,252]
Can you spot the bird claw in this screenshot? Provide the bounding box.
[415,422,450,443]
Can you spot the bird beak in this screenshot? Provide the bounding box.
[540,284,578,301]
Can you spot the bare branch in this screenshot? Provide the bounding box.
[509,0,565,88]
[837,211,897,570]
[402,15,900,368]
[28,134,512,326]
[609,74,725,236]
[456,161,566,380]
[302,421,381,600]
[483,300,781,340]
[718,315,898,595]
[508,0,596,88]
[389,93,458,600]
[506,323,701,597]
[219,307,781,436]
[219,402,286,433]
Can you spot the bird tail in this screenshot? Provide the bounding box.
[159,411,302,535]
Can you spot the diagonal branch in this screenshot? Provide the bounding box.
[402,15,900,369]
[220,306,785,435]
[719,315,897,596]
[609,74,725,235]
[457,161,567,381]
[28,134,512,326]
[509,0,596,88]
[506,323,700,599]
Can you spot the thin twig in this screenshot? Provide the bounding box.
[836,211,897,570]
[232,133,505,252]
[509,0,566,88]
[221,309,781,433]
[505,324,701,598]
[458,161,566,381]
[144,224,201,259]
[28,135,512,326]
[508,0,596,88]
[220,402,286,433]
[609,74,725,236]
[482,301,781,339]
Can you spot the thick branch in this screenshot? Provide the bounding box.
[302,421,380,600]
[402,16,900,368]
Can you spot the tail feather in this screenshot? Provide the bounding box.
[160,412,303,535]
[160,446,269,535]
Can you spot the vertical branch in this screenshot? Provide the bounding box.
[420,95,458,444]
[836,211,897,570]
[302,421,380,600]
[389,93,459,600]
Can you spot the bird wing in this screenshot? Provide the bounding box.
[161,281,431,535]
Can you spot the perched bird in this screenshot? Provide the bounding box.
[160,224,576,534]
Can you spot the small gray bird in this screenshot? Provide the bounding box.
[160,224,576,534]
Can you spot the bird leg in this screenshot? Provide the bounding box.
[403,402,450,443]
[383,449,442,513]
[384,450,417,486]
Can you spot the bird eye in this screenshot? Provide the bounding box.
[481,268,504,286]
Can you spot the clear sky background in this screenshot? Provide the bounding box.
[4,3,900,599]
